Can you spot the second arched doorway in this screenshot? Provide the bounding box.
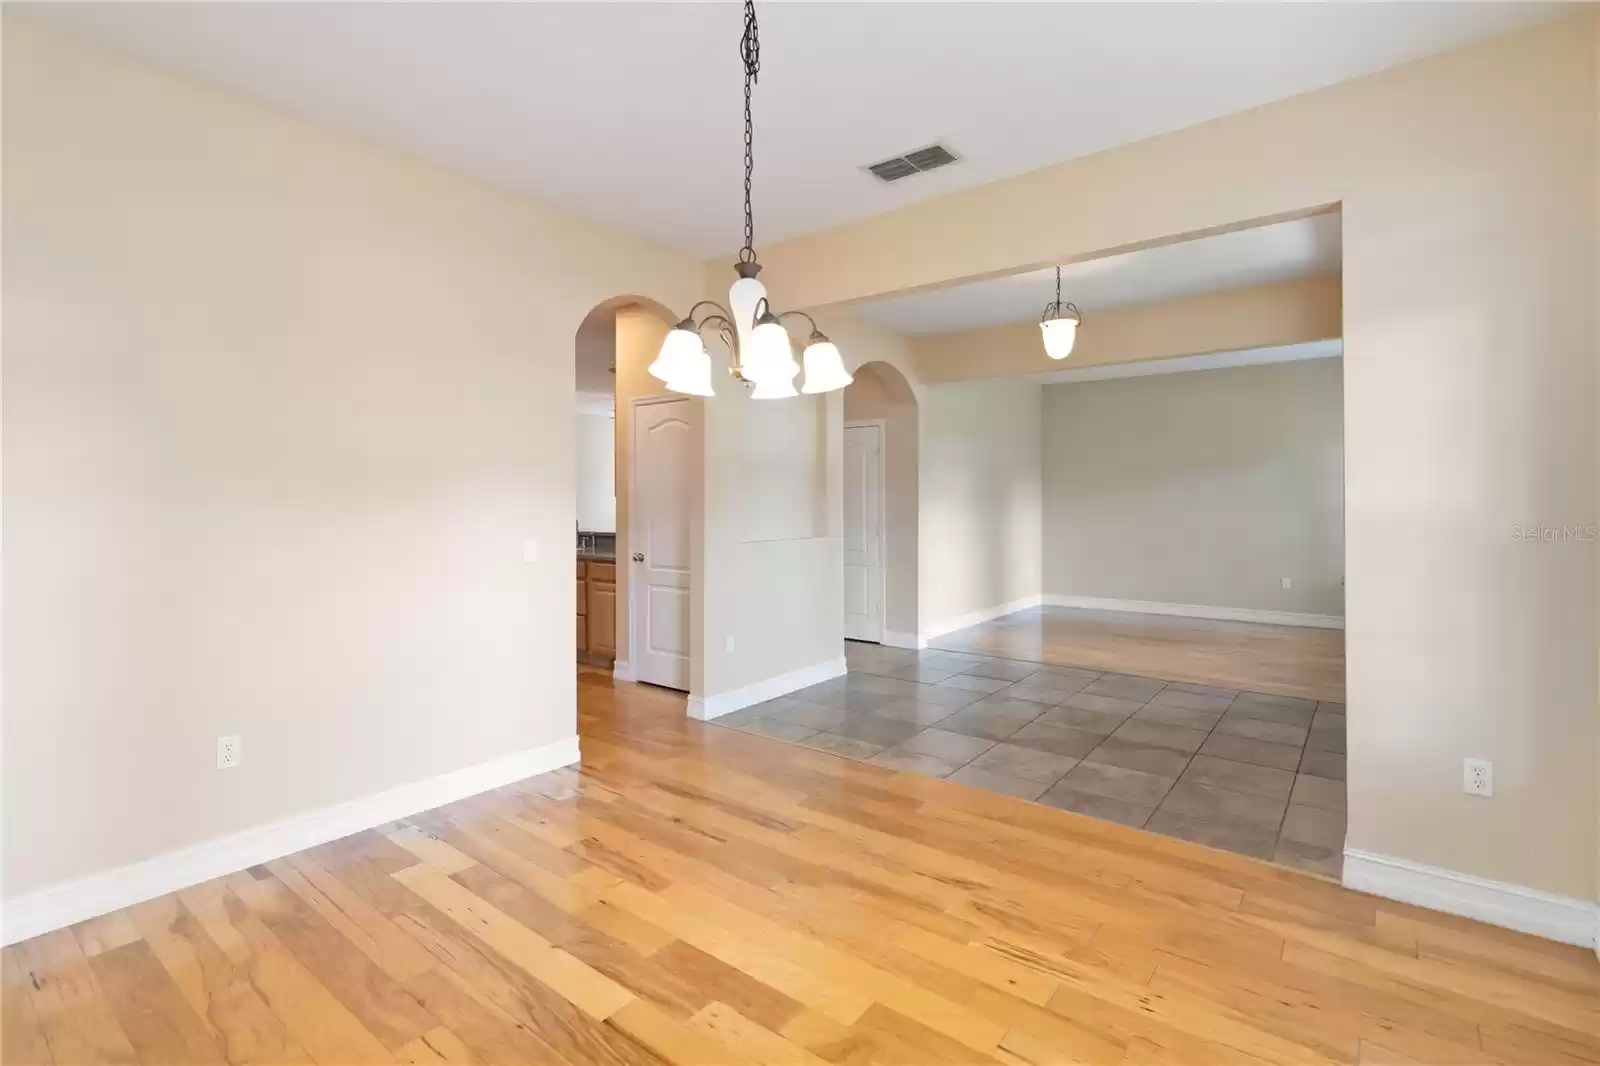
[842,360,920,647]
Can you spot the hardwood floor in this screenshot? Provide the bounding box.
[7,667,1595,1065]
[933,606,1347,703]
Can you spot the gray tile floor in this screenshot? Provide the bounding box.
[713,642,1347,878]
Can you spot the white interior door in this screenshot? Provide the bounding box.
[843,422,885,643]
[631,398,694,690]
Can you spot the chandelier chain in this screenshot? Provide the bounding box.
[738,0,760,264]
[1055,265,1062,309]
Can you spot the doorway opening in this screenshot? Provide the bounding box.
[573,299,698,694]
[730,212,1349,880]
[841,360,919,649]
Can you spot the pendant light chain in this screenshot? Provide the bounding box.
[647,0,852,398]
[738,0,761,264]
[1055,265,1062,310]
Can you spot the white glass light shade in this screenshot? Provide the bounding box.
[743,318,799,384]
[663,342,715,396]
[650,326,704,382]
[1040,316,1078,360]
[749,373,799,400]
[728,273,767,354]
[799,340,853,394]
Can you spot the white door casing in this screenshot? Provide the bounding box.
[631,397,694,690]
[843,421,885,643]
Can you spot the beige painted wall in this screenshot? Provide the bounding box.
[916,273,1342,384]
[700,382,837,695]
[919,378,1044,637]
[843,364,919,637]
[752,17,1600,898]
[1043,359,1345,617]
[1,21,703,899]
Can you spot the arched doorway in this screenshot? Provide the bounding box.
[842,360,920,648]
[572,297,699,692]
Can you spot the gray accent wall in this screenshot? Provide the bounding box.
[1042,358,1344,617]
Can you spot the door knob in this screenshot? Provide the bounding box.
[632,552,645,562]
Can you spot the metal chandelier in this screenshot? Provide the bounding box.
[648,0,852,399]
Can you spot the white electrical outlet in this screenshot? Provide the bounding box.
[217,734,242,770]
[725,635,736,653]
[1463,757,1492,796]
[1281,577,1293,589]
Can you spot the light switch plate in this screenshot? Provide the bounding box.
[522,539,539,564]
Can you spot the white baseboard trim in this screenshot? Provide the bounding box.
[1343,848,1597,947]
[922,594,1045,642]
[881,630,927,650]
[612,659,634,682]
[1044,594,1344,630]
[688,657,848,722]
[0,736,581,948]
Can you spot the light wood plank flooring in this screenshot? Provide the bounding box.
[6,667,1594,1065]
[933,606,1346,703]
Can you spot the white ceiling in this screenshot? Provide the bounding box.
[20,3,1564,257]
[854,213,1342,335]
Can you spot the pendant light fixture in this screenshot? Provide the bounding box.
[1039,265,1082,360]
[650,0,852,399]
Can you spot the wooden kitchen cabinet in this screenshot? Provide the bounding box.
[576,557,615,665]
[587,570,616,659]
[576,559,588,655]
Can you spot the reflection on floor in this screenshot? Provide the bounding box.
[932,605,1346,703]
[717,641,1347,877]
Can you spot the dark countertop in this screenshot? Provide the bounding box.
[577,551,616,562]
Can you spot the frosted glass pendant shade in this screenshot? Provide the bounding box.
[664,343,716,396]
[650,325,704,382]
[750,373,799,399]
[1040,316,1078,360]
[729,273,767,354]
[743,318,798,384]
[799,339,852,394]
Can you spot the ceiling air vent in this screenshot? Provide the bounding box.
[866,143,958,183]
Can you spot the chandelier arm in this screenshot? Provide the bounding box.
[776,309,821,337]
[685,300,733,327]
[716,321,748,381]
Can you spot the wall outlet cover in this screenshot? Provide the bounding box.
[217,734,242,770]
[1463,757,1492,797]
